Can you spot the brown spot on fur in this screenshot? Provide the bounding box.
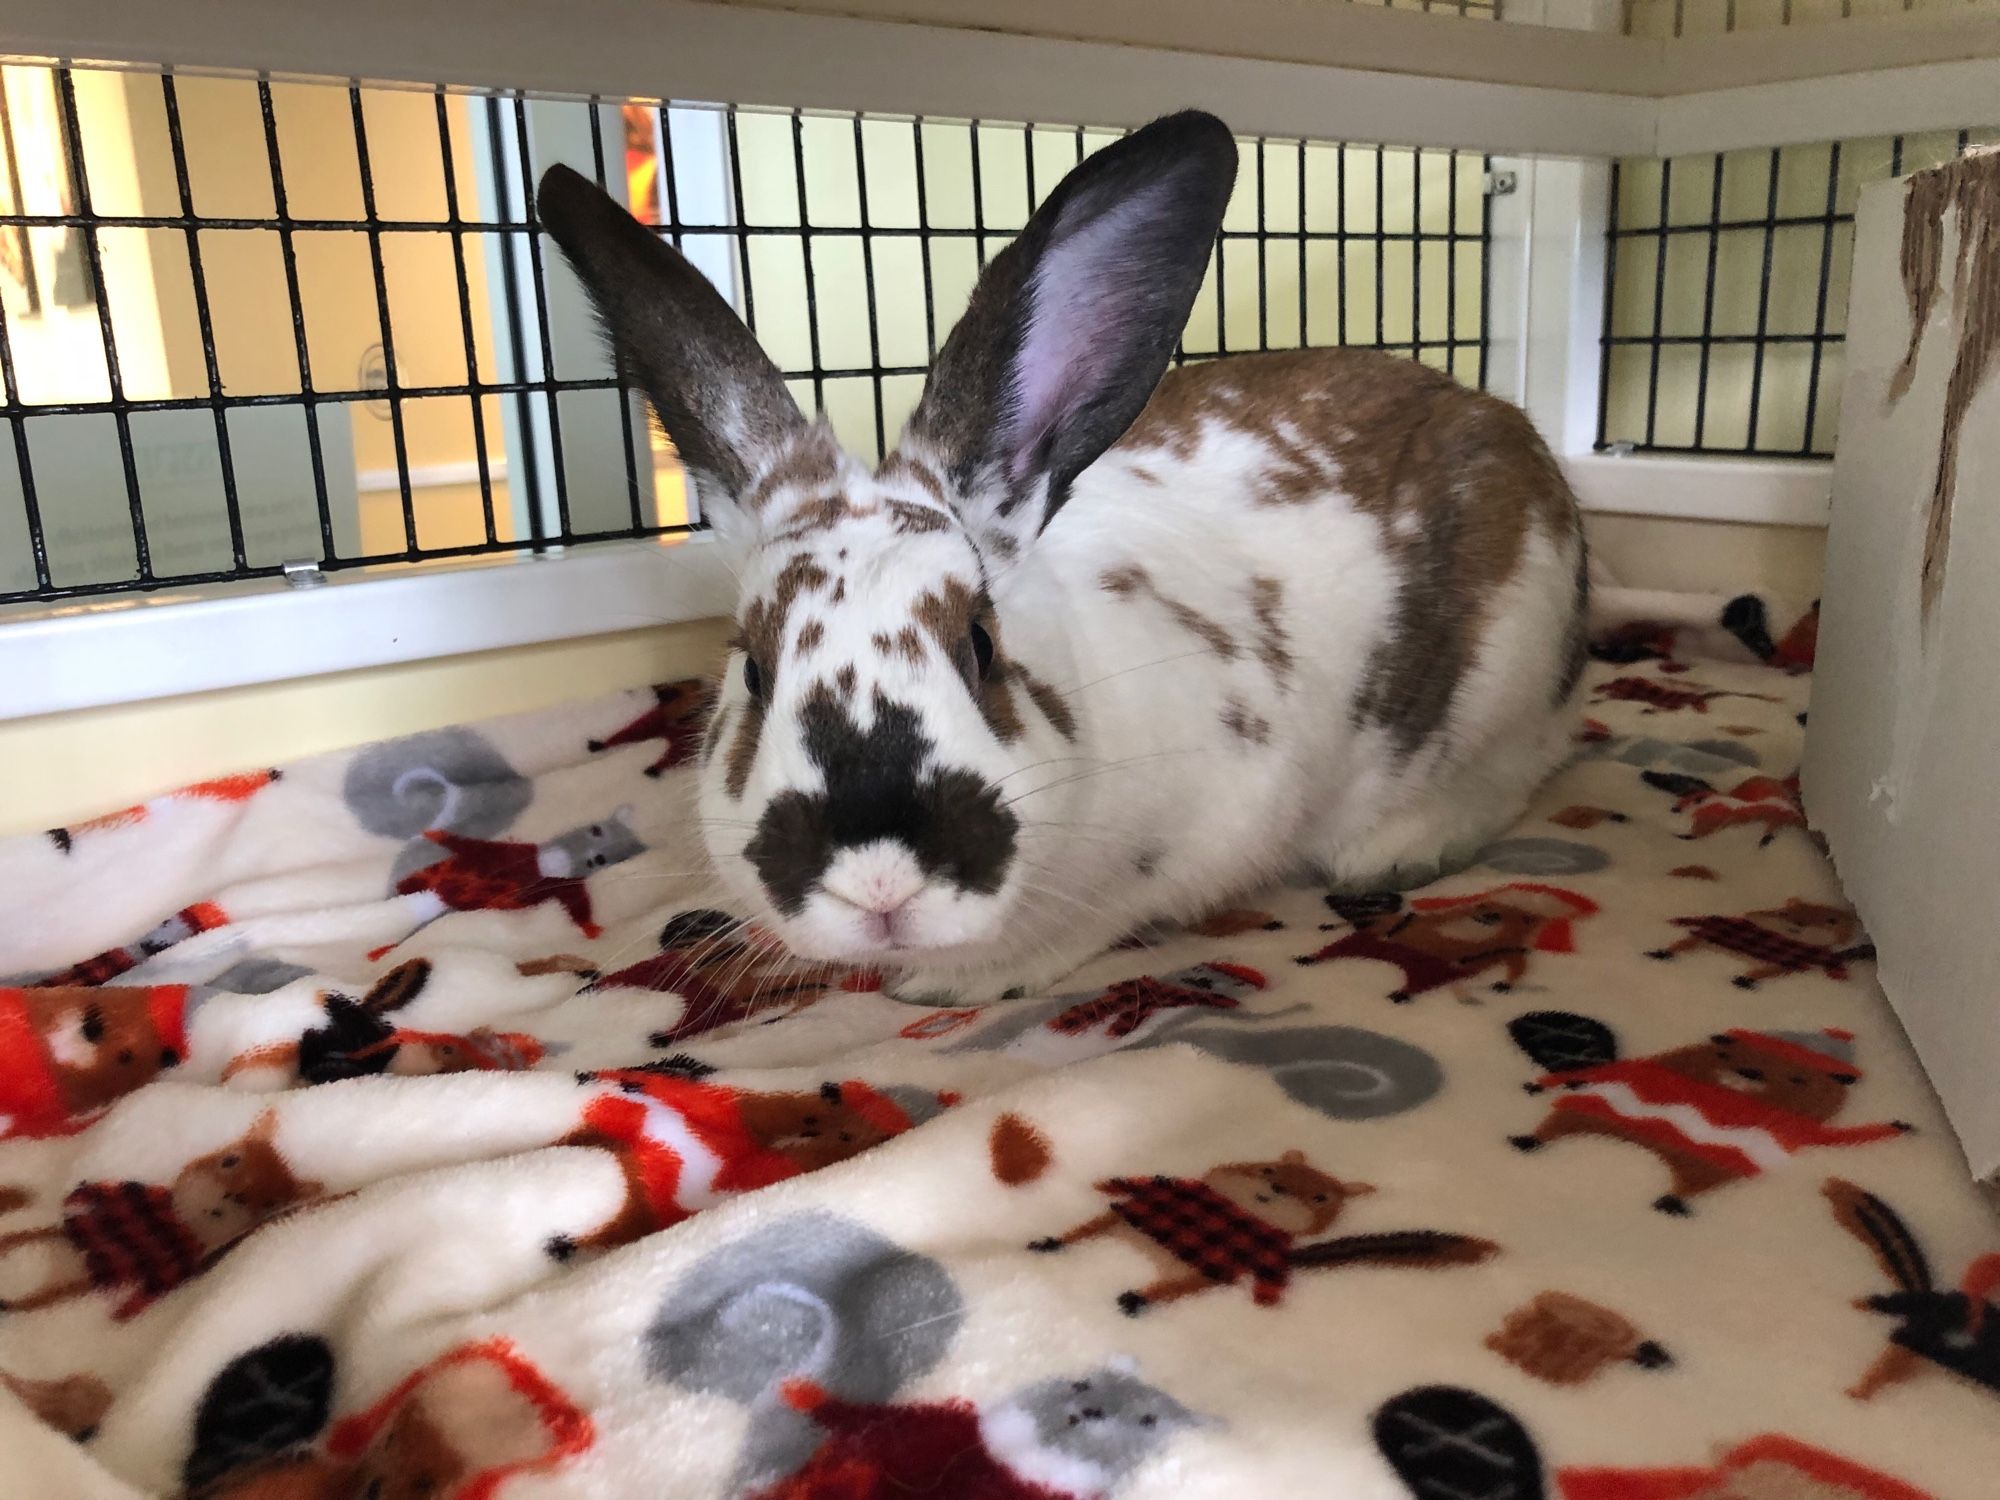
[878,450,951,505]
[836,665,857,694]
[744,428,844,515]
[726,702,764,799]
[1220,697,1272,744]
[888,500,953,535]
[769,495,854,541]
[830,577,847,604]
[983,531,1019,561]
[796,619,825,653]
[703,702,733,765]
[912,578,979,656]
[1099,562,1238,660]
[873,628,926,664]
[1128,464,1162,485]
[1120,349,1583,758]
[1017,666,1078,742]
[740,555,833,676]
[1247,576,1293,690]
[1100,563,1145,597]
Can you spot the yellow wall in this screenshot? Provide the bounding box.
[0,617,731,840]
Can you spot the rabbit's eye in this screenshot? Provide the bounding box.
[955,620,995,693]
[742,656,767,701]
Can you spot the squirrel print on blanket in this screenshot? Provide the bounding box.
[749,1365,1203,1500]
[1029,1149,1494,1315]
[373,810,645,955]
[1647,896,1876,989]
[572,908,861,1047]
[547,1066,954,1259]
[1507,1012,1912,1215]
[1824,1178,2000,1403]
[0,983,194,1140]
[0,1110,325,1318]
[1296,883,1598,1003]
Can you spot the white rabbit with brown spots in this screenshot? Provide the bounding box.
[538,110,1586,1003]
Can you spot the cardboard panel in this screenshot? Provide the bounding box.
[1804,153,2000,1181]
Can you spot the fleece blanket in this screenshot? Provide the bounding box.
[2,627,1997,1500]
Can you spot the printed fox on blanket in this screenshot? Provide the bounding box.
[585,678,710,777]
[1640,769,1806,846]
[1029,1150,1494,1315]
[0,983,192,1139]
[1508,1013,1911,1214]
[0,1110,325,1318]
[179,1334,593,1500]
[47,770,280,854]
[1373,1387,1934,1500]
[548,1069,954,1259]
[1296,884,1597,1002]
[1647,897,1876,988]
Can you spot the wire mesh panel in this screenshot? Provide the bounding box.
[1597,128,1998,457]
[1625,0,2000,38]
[0,60,1492,607]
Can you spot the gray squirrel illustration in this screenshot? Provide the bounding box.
[341,727,536,884]
[344,727,644,947]
[645,1210,964,1489]
[930,962,1442,1122]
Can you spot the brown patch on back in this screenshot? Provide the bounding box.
[836,665,857,695]
[796,619,826,653]
[1098,562,1238,661]
[1119,349,1582,758]
[1220,697,1272,744]
[1247,576,1294,690]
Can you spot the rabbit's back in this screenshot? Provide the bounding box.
[1028,347,1585,892]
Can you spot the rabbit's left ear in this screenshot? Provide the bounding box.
[901,111,1236,550]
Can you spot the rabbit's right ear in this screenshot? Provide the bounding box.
[902,111,1236,554]
[536,164,808,534]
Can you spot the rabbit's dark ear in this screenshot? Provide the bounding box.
[537,164,808,532]
[901,112,1236,547]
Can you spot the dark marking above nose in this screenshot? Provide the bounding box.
[744,684,1018,916]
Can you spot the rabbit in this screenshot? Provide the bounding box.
[536,109,1587,1004]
